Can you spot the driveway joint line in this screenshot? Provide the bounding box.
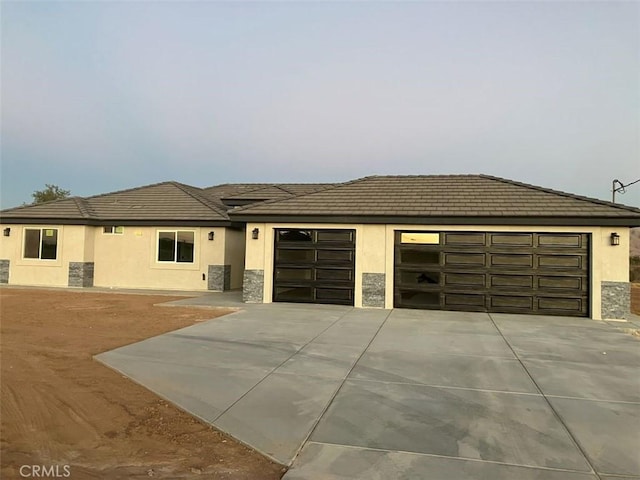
[488,313,603,480]
[306,441,598,475]
[211,308,356,423]
[288,309,395,466]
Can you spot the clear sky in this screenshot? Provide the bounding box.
[1,1,639,208]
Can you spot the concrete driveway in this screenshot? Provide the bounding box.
[95,299,640,479]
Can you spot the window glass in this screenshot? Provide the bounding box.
[24,229,41,258]
[276,268,312,281]
[103,226,113,234]
[278,230,313,242]
[176,231,194,263]
[158,232,176,262]
[23,228,58,260]
[276,249,315,262]
[114,226,124,234]
[41,229,58,259]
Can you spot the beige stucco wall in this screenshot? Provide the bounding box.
[244,223,631,319]
[0,224,233,291]
[0,224,93,287]
[224,228,246,289]
[93,226,226,291]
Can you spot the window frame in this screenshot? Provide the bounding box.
[22,227,59,261]
[102,226,124,235]
[156,229,196,264]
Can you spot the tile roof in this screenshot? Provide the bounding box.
[3,176,638,227]
[231,175,640,225]
[204,183,335,202]
[1,182,230,224]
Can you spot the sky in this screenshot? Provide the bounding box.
[1,1,639,209]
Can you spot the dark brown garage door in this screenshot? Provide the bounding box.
[273,229,355,305]
[394,231,589,316]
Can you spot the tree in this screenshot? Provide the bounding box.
[31,184,71,204]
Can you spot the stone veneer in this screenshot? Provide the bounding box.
[0,259,9,284]
[362,272,385,308]
[601,281,630,320]
[243,269,264,303]
[68,262,95,287]
[208,265,231,291]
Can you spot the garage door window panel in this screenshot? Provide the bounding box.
[275,268,313,281]
[400,250,440,265]
[399,270,441,287]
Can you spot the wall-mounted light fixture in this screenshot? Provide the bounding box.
[610,232,620,246]
[208,231,215,241]
[252,228,260,240]
[3,228,10,237]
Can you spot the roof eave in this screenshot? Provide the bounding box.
[0,218,235,227]
[229,213,640,227]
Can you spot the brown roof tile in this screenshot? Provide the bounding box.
[1,181,230,224]
[231,175,640,225]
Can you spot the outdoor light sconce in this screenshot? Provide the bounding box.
[3,228,10,237]
[252,228,260,240]
[610,232,620,246]
[208,231,215,241]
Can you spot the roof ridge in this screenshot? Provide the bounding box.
[72,197,95,219]
[271,184,295,195]
[480,174,640,213]
[85,180,177,201]
[170,182,230,218]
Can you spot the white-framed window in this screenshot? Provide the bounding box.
[157,230,195,263]
[23,228,58,260]
[103,226,124,235]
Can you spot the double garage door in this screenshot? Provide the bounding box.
[395,231,589,316]
[272,228,590,316]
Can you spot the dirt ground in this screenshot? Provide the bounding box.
[0,288,285,480]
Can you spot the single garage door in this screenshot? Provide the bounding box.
[273,229,355,305]
[394,231,589,316]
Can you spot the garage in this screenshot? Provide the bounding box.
[394,231,589,316]
[273,229,355,305]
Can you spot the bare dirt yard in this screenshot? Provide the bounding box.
[0,288,285,480]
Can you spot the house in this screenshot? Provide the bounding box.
[229,175,640,320]
[2,175,639,320]
[0,181,330,292]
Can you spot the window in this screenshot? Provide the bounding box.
[103,226,124,234]
[157,230,194,263]
[24,228,58,260]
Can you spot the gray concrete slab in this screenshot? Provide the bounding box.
[94,354,270,422]
[368,329,514,358]
[522,358,640,402]
[275,343,364,379]
[284,442,598,480]
[96,301,639,479]
[549,397,640,476]
[351,350,538,393]
[215,373,344,464]
[509,337,640,366]
[310,380,591,471]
